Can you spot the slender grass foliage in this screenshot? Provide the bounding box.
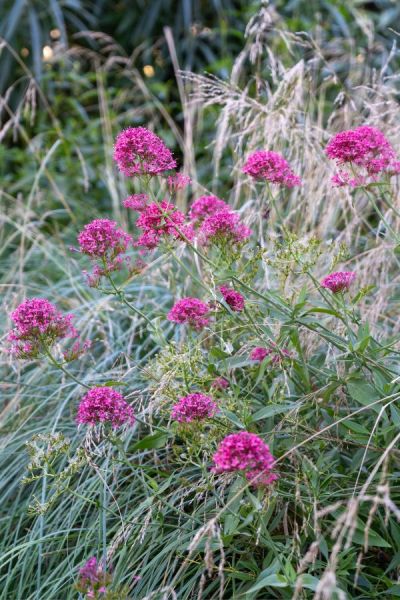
[2,5,400,600]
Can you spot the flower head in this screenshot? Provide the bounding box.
[250,345,291,365]
[78,219,132,258]
[199,210,251,246]
[8,298,79,359]
[321,271,356,294]
[77,387,135,428]
[242,150,301,187]
[79,557,101,585]
[167,297,210,330]
[134,200,193,250]
[114,127,176,176]
[189,195,229,223]
[249,347,269,362]
[325,126,400,186]
[220,285,245,312]
[77,219,132,285]
[77,557,111,598]
[171,393,218,423]
[123,193,149,211]
[211,376,229,391]
[167,172,191,192]
[212,431,277,487]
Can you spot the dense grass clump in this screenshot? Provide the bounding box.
[2,5,400,600]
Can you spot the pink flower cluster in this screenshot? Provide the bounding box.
[77,557,109,598]
[171,393,218,423]
[77,219,132,286]
[242,150,301,188]
[212,431,277,487]
[77,387,135,428]
[167,297,210,330]
[199,210,251,246]
[326,126,400,186]
[188,195,251,247]
[123,193,149,211]
[321,271,356,294]
[189,195,229,223]
[167,172,191,192]
[113,126,177,177]
[220,285,245,312]
[8,298,77,359]
[134,200,193,250]
[78,219,132,258]
[250,345,291,364]
[211,376,229,391]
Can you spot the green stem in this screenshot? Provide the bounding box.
[364,187,400,243]
[42,345,90,389]
[106,273,156,330]
[101,454,109,569]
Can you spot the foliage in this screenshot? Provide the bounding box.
[2,3,400,600]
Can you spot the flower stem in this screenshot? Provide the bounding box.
[42,345,90,389]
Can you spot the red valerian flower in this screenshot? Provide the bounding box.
[77,219,132,286]
[212,431,277,487]
[134,200,194,251]
[167,297,210,330]
[113,127,176,176]
[321,271,356,293]
[220,285,245,312]
[198,209,251,246]
[243,150,301,187]
[189,195,229,223]
[7,298,84,359]
[325,126,400,186]
[167,172,191,192]
[250,345,292,365]
[171,393,218,423]
[77,387,135,428]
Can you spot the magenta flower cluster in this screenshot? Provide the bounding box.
[171,393,218,423]
[250,345,292,364]
[77,557,109,598]
[8,298,77,358]
[78,219,132,258]
[189,195,229,223]
[211,376,229,391]
[198,209,251,246]
[326,126,400,186]
[167,172,191,192]
[220,285,245,312]
[123,193,149,211]
[167,297,210,330]
[321,271,356,294]
[212,431,277,487]
[134,200,193,250]
[77,387,135,428]
[242,150,301,188]
[77,219,132,286]
[113,126,177,177]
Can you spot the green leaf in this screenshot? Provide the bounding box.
[298,574,320,591]
[385,586,400,597]
[253,402,297,421]
[341,419,369,435]
[351,528,391,548]
[305,307,341,317]
[247,574,288,593]
[220,409,245,429]
[210,347,230,360]
[131,432,169,451]
[223,479,244,535]
[347,379,381,413]
[102,380,128,387]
